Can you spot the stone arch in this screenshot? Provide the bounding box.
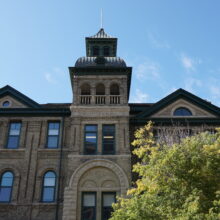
[62,159,129,220]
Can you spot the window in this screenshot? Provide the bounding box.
[84,125,97,155]
[6,122,21,149]
[102,125,115,155]
[81,83,91,95]
[102,192,116,220]
[103,46,110,56]
[82,192,96,220]
[41,171,56,202]
[96,83,105,95]
[173,107,192,116]
[46,122,60,148]
[92,46,100,56]
[0,171,14,202]
[110,84,120,95]
[2,101,10,107]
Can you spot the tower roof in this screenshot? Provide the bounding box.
[87,28,116,39]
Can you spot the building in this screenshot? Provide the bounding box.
[0,28,220,220]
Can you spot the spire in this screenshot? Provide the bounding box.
[101,8,103,29]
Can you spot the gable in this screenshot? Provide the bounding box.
[136,89,220,119]
[0,85,40,108]
[150,99,216,118]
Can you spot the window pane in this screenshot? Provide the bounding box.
[42,188,55,202]
[82,193,96,220]
[102,193,116,220]
[85,125,97,132]
[103,125,115,154]
[102,207,113,220]
[82,207,96,220]
[0,188,11,202]
[44,177,56,187]
[85,125,97,154]
[49,122,60,129]
[174,107,192,116]
[1,176,13,187]
[10,123,21,131]
[83,194,95,206]
[7,136,19,149]
[47,136,59,148]
[103,194,115,207]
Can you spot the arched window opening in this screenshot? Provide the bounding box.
[42,171,56,202]
[81,84,91,95]
[96,84,105,95]
[173,107,192,116]
[92,46,100,56]
[0,171,14,202]
[103,46,110,56]
[110,84,120,95]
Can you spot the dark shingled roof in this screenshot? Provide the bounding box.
[75,57,126,67]
[40,103,71,108]
[88,28,116,39]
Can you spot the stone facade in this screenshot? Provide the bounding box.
[0,29,220,220]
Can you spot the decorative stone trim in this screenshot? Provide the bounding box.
[62,159,129,220]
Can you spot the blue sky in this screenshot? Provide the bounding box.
[1,0,220,105]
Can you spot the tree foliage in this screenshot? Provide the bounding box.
[110,122,220,220]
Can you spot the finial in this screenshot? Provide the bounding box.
[101,8,103,29]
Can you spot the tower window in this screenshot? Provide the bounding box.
[110,84,120,95]
[84,125,97,155]
[0,171,14,203]
[103,46,110,56]
[96,83,105,95]
[41,171,56,202]
[102,125,115,155]
[173,107,192,116]
[6,122,21,149]
[81,83,91,95]
[92,46,100,56]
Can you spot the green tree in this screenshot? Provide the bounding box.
[110,122,220,220]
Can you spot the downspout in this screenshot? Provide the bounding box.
[55,116,65,220]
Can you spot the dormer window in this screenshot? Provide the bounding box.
[103,46,110,56]
[92,46,100,56]
[173,107,192,116]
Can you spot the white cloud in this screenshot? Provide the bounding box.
[136,60,160,81]
[44,72,57,84]
[130,89,149,103]
[180,54,202,72]
[148,33,170,49]
[184,77,202,92]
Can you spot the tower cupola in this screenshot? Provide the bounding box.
[86,28,117,57]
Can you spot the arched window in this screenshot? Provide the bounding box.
[42,171,56,202]
[173,107,192,116]
[0,171,14,202]
[103,46,110,56]
[110,84,120,95]
[96,84,105,95]
[92,46,100,56]
[81,83,91,95]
